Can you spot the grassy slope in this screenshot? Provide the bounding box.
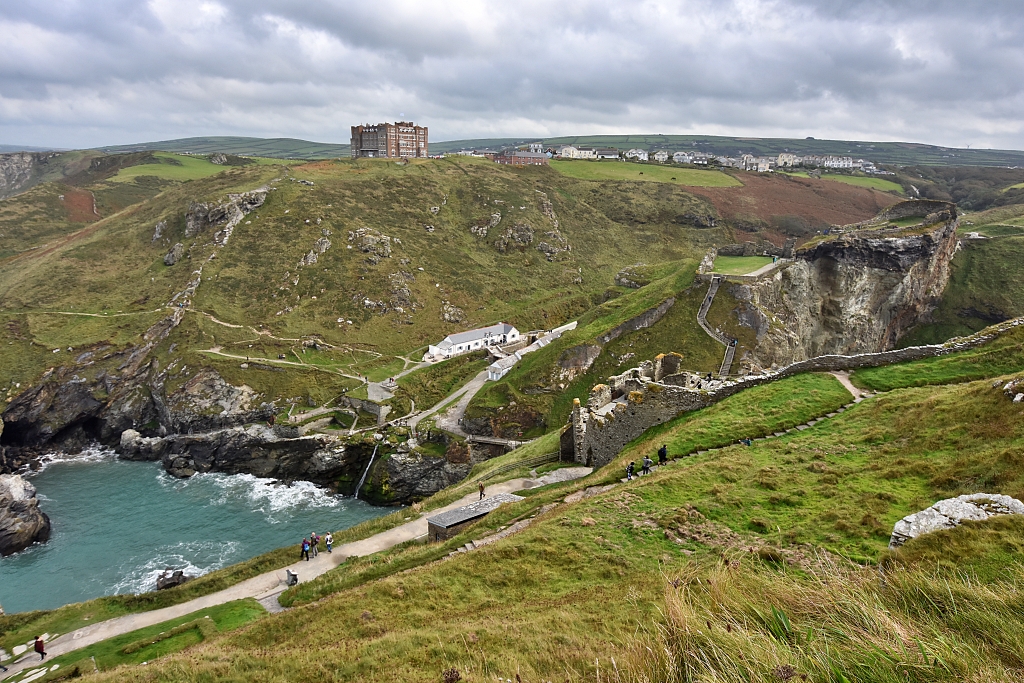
[782,170,904,193]
[550,159,741,187]
[857,323,1024,391]
[20,599,264,681]
[711,254,773,274]
[77,363,1024,682]
[105,152,229,183]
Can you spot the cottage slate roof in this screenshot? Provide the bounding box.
[444,322,517,346]
[426,493,525,529]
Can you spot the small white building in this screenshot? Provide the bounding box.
[624,148,649,161]
[595,147,620,160]
[653,150,669,163]
[672,151,693,164]
[575,147,597,159]
[424,323,520,361]
[776,153,798,167]
[558,145,579,158]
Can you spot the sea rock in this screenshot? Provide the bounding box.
[162,369,273,433]
[120,424,365,487]
[163,242,185,266]
[371,450,472,505]
[0,474,51,556]
[156,569,194,590]
[889,493,1024,548]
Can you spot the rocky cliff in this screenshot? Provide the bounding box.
[728,201,960,370]
[0,473,51,555]
[119,426,372,491]
[0,152,37,199]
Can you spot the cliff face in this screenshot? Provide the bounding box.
[729,202,960,369]
[0,152,38,199]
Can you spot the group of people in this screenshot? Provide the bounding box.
[626,445,669,481]
[299,531,333,561]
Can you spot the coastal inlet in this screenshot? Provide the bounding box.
[0,450,386,613]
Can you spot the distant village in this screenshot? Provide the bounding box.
[452,142,892,174]
[346,120,890,174]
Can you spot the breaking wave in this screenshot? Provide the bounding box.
[108,540,242,595]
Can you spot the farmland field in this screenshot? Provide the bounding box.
[550,159,742,187]
[107,152,229,182]
[781,171,903,193]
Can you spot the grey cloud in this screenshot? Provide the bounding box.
[0,0,1022,149]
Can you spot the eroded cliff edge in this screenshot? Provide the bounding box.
[728,200,960,370]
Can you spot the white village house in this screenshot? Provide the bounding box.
[424,323,520,361]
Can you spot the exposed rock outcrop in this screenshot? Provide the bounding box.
[156,569,194,590]
[494,222,534,253]
[163,242,184,265]
[889,494,1024,548]
[0,152,37,199]
[0,474,51,556]
[348,228,392,263]
[185,189,267,244]
[729,201,959,369]
[119,425,368,488]
[369,450,472,505]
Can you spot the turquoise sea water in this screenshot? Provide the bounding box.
[0,449,387,614]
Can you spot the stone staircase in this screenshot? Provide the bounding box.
[697,276,736,376]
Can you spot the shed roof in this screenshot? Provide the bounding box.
[426,493,525,529]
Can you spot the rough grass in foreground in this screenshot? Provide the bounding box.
[623,559,1024,683]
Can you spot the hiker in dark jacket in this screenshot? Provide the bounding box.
[658,444,668,464]
[35,636,46,660]
[301,538,310,561]
[626,462,635,481]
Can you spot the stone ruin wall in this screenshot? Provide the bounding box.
[565,316,1024,470]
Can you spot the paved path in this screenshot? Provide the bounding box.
[744,258,791,278]
[829,371,865,402]
[408,369,489,435]
[0,468,591,680]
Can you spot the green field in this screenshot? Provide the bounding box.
[98,136,351,160]
[711,254,774,274]
[550,159,742,187]
[106,152,230,182]
[782,170,904,193]
[1005,182,1024,191]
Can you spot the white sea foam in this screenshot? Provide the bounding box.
[158,470,342,522]
[32,445,117,474]
[109,540,242,595]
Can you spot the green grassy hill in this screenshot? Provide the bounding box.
[97,136,351,159]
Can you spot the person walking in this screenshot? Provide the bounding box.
[325,532,333,554]
[642,455,652,475]
[658,444,668,465]
[626,461,635,481]
[34,636,46,660]
[478,482,486,500]
[310,533,319,557]
[301,538,310,561]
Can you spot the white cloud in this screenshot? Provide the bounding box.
[0,0,1022,149]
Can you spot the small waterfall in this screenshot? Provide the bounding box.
[354,444,378,499]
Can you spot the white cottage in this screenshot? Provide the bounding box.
[424,323,520,361]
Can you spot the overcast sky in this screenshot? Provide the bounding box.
[2,0,1023,150]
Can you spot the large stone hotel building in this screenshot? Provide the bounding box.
[350,121,428,158]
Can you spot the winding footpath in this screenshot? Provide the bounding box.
[0,468,591,680]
